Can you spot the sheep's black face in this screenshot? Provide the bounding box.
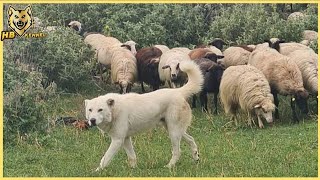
[294,90,309,114]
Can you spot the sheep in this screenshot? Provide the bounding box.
[189,48,224,62]
[219,65,275,128]
[110,48,138,94]
[171,47,191,55]
[158,49,191,88]
[154,44,170,54]
[191,57,224,114]
[286,49,318,95]
[207,38,226,51]
[135,46,163,93]
[248,48,309,122]
[287,12,306,21]
[220,46,254,68]
[264,38,285,52]
[68,20,82,34]
[278,42,312,56]
[300,30,318,46]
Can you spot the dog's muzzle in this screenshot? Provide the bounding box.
[89,118,97,126]
[15,21,26,29]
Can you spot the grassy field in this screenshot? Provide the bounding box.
[3,84,318,177]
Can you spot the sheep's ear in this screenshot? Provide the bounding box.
[162,65,170,69]
[217,55,224,59]
[107,99,115,106]
[254,104,261,109]
[264,39,270,43]
[176,63,180,70]
[279,39,285,43]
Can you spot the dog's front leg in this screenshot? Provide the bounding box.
[96,139,123,172]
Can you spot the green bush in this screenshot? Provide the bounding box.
[207,4,306,46]
[4,58,56,144]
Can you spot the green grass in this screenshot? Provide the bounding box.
[3,86,318,177]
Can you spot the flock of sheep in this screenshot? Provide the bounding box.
[67,12,318,128]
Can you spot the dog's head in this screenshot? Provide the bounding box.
[8,5,33,36]
[84,98,114,126]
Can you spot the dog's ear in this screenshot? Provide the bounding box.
[107,99,114,106]
[84,99,89,108]
[25,5,32,16]
[8,6,15,16]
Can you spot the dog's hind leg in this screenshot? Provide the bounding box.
[123,137,137,168]
[96,138,123,171]
[182,133,199,162]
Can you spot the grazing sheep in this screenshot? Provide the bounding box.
[287,12,306,21]
[248,48,309,122]
[219,65,275,128]
[159,49,191,88]
[286,49,318,95]
[110,48,138,94]
[189,48,224,62]
[135,47,163,92]
[220,46,254,68]
[154,44,170,53]
[192,57,224,114]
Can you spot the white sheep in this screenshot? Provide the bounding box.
[68,20,82,33]
[220,46,254,68]
[300,30,318,46]
[110,48,138,94]
[286,49,318,95]
[154,44,170,54]
[158,49,191,88]
[279,42,312,56]
[287,12,306,21]
[248,48,309,122]
[171,47,191,55]
[219,65,275,128]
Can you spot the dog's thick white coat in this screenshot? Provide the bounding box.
[85,60,203,171]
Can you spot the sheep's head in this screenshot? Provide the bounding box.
[118,81,132,94]
[254,103,275,123]
[208,38,226,51]
[68,20,82,33]
[162,63,181,81]
[123,40,137,56]
[204,52,224,63]
[264,38,285,52]
[85,98,114,126]
[293,89,309,114]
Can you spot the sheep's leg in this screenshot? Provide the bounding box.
[213,92,218,114]
[272,92,280,119]
[200,91,208,112]
[290,98,299,123]
[257,116,264,128]
[140,81,146,93]
[192,95,197,108]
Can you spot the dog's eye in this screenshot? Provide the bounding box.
[22,15,25,18]
[89,109,92,112]
[15,15,19,18]
[98,109,103,112]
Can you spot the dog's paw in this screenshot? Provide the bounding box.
[95,167,102,172]
[164,163,174,169]
[128,158,137,168]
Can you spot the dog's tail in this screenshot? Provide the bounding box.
[177,60,204,98]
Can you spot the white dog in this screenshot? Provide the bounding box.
[85,60,205,171]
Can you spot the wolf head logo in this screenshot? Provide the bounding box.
[8,5,33,36]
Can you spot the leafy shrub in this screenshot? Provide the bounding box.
[207,4,306,45]
[5,28,95,92]
[4,58,56,144]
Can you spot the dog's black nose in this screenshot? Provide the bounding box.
[90,118,96,126]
